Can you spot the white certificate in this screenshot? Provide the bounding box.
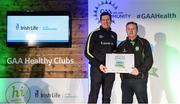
[106,54,134,73]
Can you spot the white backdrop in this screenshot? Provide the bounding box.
[88,0,180,103]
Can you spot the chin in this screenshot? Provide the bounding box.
[104,26,110,29]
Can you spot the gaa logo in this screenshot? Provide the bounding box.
[5,82,31,103]
[93,0,118,23]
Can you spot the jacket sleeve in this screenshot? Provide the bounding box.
[84,32,101,68]
[137,40,153,73]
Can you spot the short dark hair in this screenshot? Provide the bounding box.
[100,12,112,21]
[126,21,138,30]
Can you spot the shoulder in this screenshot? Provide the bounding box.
[110,31,117,36]
[138,37,150,46]
[138,36,147,42]
[89,28,100,37]
[118,40,127,47]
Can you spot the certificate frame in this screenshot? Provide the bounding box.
[105,53,134,73]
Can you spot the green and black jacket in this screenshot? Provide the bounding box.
[117,35,153,79]
[84,26,117,68]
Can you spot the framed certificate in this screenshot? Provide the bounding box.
[105,54,134,73]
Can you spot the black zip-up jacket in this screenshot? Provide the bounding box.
[85,26,117,68]
[117,36,153,79]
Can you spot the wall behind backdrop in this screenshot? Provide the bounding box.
[88,0,180,103]
[0,0,89,103]
[0,0,88,78]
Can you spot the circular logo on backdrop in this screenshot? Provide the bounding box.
[5,82,31,103]
[93,0,118,23]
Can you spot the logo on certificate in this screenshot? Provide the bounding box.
[115,55,125,68]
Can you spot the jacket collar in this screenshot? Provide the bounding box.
[126,35,139,40]
[126,35,140,44]
[100,26,111,31]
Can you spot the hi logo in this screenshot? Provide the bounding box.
[5,82,31,103]
[93,0,118,23]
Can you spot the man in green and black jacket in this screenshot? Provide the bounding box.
[117,21,153,104]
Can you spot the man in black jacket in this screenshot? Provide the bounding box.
[117,21,153,103]
[84,12,117,103]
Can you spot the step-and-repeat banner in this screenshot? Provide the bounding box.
[89,0,180,103]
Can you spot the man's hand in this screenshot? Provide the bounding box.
[99,64,107,73]
[130,67,139,76]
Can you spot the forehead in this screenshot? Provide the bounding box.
[101,15,110,19]
[126,24,137,28]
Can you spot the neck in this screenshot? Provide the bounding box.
[101,26,110,30]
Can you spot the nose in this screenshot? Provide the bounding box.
[104,20,108,23]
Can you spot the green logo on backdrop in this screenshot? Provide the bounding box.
[5,82,31,103]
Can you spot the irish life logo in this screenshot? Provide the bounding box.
[5,82,31,103]
[93,0,118,23]
[16,23,19,30]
